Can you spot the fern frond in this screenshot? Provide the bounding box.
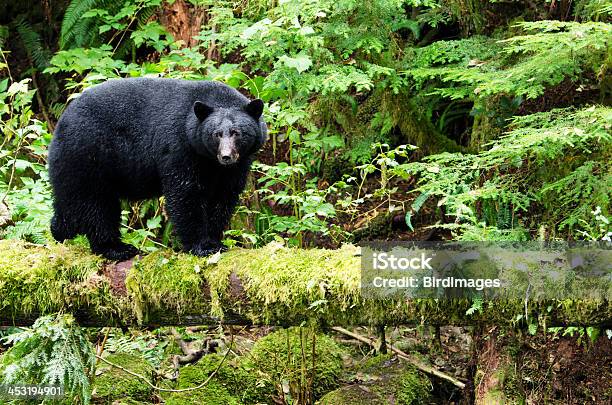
[60,0,122,49]
[13,16,51,70]
[0,314,95,404]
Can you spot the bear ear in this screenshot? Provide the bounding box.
[194,101,214,121]
[244,99,264,120]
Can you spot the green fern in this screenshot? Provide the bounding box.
[398,105,612,238]
[104,330,167,367]
[60,0,122,49]
[404,22,610,100]
[4,220,48,244]
[574,0,612,21]
[13,16,52,70]
[0,25,9,48]
[0,314,95,404]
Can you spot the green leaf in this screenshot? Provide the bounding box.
[405,211,414,232]
[7,79,30,95]
[586,326,600,343]
[0,78,9,93]
[99,25,112,34]
[146,216,162,230]
[411,191,431,213]
[278,54,312,73]
[528,323,538,335]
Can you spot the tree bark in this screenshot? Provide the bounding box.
[0,240,609,327]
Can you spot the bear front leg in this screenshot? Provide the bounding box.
[162,180,224,257]
[205,191,241,244]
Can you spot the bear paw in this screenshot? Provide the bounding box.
[97,243,141,261]
[188,242,227,257]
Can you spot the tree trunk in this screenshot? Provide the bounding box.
[0,240,609,327]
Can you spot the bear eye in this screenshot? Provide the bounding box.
[213,130,222,138]
[230,129,240,137]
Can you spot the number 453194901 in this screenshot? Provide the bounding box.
[0,384,64,400]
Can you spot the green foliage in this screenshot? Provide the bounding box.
[5,0,612,249]
[576,206,612,241]
[319,353,431,405]
[61,0,118,48]
[397,106,611,239]
[248,327,345,402]
[396,366,432,405]
[0,314,95,404]
[405,22,610,100]
[104,329,168,367]
[60,0,165,50]
[13,16,52,70]
[575,0,612,21]
[0,77,54,243]
[232,161,348,248]
[356,143,419,220]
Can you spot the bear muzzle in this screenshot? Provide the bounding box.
[217,137,239,166]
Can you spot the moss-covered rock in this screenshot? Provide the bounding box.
[92,353,153,402]
[249,327,345,401]
[318,354,431,405]
[161,353,271,405]
[163,381,238,405]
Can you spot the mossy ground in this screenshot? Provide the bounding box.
[160,352,271,405]
[0,240,109,319]
[318,354,431,405]
[92,353,153,402]
[248,327,346,401]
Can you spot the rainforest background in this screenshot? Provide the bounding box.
[0,0,610,403]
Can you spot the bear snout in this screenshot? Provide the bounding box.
[217,137,239,165]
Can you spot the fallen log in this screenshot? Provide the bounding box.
[0,240,610,327]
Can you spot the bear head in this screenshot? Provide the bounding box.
[192,99,266,166]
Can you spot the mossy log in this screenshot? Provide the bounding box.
[0,240,610,327]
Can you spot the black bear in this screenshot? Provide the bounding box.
[48,77,267,260]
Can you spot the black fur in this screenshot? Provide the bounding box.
[48,78,267,260]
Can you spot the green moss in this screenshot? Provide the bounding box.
[0,240,109,319]
[163,382,238,405]
[318,385,383,404]
[482,390,507,404]
[161,353,251,405]
[0,240,610,328]
[383,93,464,154]
[125,251,218,323]
[93,353,153,401]
[171,353,271,404]
[475,335,525,404]
[358,353,394,371]
[319,355,431,405]
[249,327,345,400]
[396,368,431,405]
[216,244,362,325]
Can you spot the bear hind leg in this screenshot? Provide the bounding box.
[79,196,139,261]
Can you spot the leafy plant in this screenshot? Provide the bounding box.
[397,106,611,239]
[232,161,348,248]
[0,314,95,404]
[0,76,54,243]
